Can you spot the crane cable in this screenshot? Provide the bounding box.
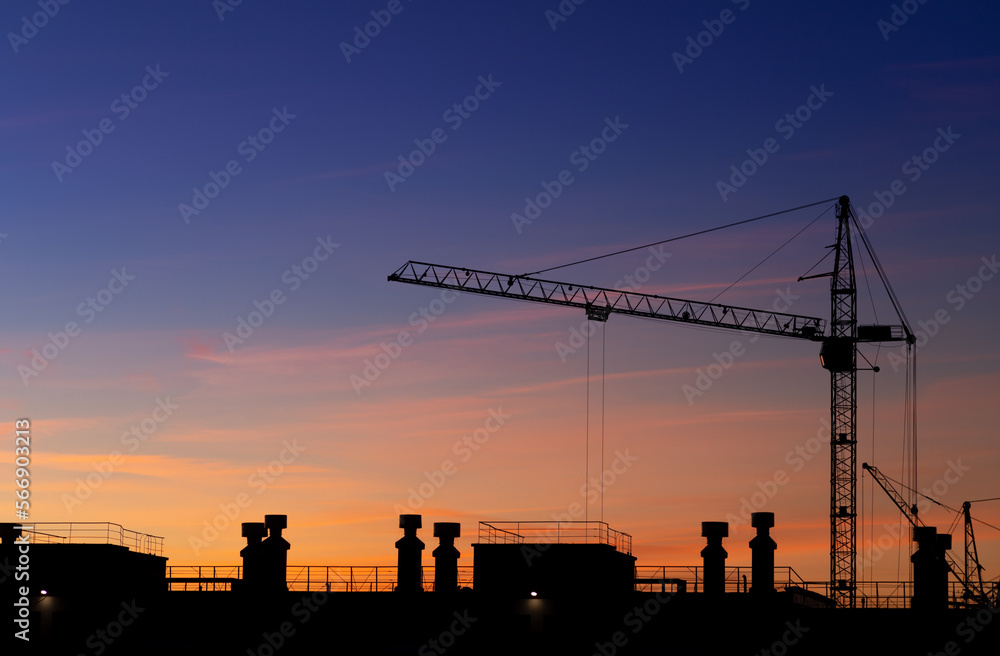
[853,211,918,523]
[874,469,1000,533]
[848,202,913,334]
[586,322,591,526]
[847,202,920,582]
[857,243,884,586]
[584,319,608,526]
[523,197,841,277]
[601,322,606,525]
[708,203,834,304]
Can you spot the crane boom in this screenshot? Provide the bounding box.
[388,261,827,339]
[862,462,920,528]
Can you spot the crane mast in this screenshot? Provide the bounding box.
[390,195,909,607]
[828,197,858,608]
[962,501,987,606]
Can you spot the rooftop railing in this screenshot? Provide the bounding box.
[478,521,632,555]
[15,522,164,556]
[166,566,475,592]
[165,563,998,609]
[634,565,1000,609]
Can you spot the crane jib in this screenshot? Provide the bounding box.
[389,261,827,340]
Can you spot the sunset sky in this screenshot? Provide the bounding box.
[3,1,999,588]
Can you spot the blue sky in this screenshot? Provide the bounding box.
[2,0,999,580]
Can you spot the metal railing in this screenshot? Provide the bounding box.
[634,566,998,609]
[166,566,476,592]
[165,562,1000,607]
[634,565,807,594]
[15,523,164,556]
[166,566,242,591]
[478,521,632,555]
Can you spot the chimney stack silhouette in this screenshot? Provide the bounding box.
[261,515,290,592]
[240,522,267,592]
[396,514,424,593]
[433,522,461,593]
[700,521,729,597]
[911,526,950,610]
[749,512,776,599]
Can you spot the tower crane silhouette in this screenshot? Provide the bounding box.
[389,195,914,607]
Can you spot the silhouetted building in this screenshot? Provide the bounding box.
[472,521,635,598]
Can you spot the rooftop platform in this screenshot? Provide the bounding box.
[477,520,632,555]
[10,522,164,556]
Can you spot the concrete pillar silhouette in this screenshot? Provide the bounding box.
[911,526,950,610]
[240,522,267,591]
[749,512,776,598]
[700,521,728,596]
[433,522,461,593]
[396,514,424,593]
[261,515,290,592]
